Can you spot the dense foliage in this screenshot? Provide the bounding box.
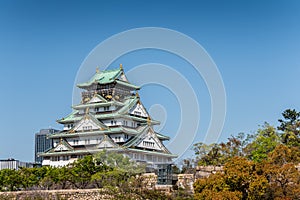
[0,151,172,199]
[193,109,300,200]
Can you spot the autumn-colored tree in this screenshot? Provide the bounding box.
[194,171,242,200]
[194,133,250,166]
[194,157,268,200]
[261,144,300,199]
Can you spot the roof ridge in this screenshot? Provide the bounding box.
[99,68,120,73]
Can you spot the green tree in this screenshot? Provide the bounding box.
[94,150,145,175]
[19,167,40,190]
[278,109,300,147]
[48,166,70,189]
[194,142,222,166]
[92,151,145,188]
[0,169,21,191]
[246,123,280,162]
[68,155,102,189]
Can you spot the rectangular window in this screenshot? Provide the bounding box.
[83,126,92,131]
[134,111,141,115]
[104,106,110,111]
[146,155,152,161]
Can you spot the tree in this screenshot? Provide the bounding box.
[194,157,269,200]
[278,109,300,147]
[19,167,40,190]
[261,145,300,199]
[219,133,250,163]
[92,150,146,188]
[0,169,21,191]
[194,142,222,166]
[94,150,145,175]
[194,133,250,166]
[68,155,104,189]
[194,170,242,200]
[246,123,280,162]
[180,158,196,174]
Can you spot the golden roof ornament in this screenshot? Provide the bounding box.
[120,63,123,70]
[85,107,90,114]
[106,94,112,99]
[96,67,100,73]
[94,90,98,96]
[147,117,151,126]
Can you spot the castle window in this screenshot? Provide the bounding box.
[62,156,69,161]
[104,106,109,111]
[134,111,141,115]
[83,126,92,131]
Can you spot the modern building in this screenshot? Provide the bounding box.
[0,158,34,170]
[40,65,177,169]
[35,128,59,163]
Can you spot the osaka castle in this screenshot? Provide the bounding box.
[40,65,177,168]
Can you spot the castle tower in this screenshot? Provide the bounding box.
[40,66,177,170]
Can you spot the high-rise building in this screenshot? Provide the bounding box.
[40,65,177,169]
[35,128,58,163]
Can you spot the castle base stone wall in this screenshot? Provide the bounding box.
[0,189,114,200]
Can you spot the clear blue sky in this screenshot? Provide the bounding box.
[0,0,299,162]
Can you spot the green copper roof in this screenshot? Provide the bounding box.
[115,80,140,89]
[48,127,123,139]
[57,110,79,123]
[39,147,176,158]
[49,125,168,140]
[57,111,160,125]
[127,148,177,158]
[72,101,124,110]
[76,68,140,89]
[77,68,121,87]
[117,96,139,114]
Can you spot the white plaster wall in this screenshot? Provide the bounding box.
[137,136,161,151]
[111,133,125,143]
[129,104,148,118]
